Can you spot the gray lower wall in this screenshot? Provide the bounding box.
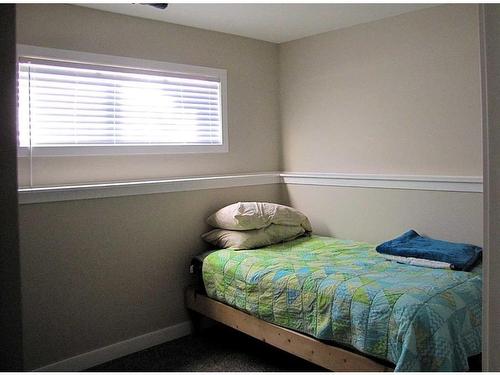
[283,185,483,246]
[19,184,284,370]
[19,182,484,370]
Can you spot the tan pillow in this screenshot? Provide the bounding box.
[201,224,306,250]
[206,202,312,232]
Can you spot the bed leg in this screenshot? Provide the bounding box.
[188,309,204,336]
[185,286,204,336]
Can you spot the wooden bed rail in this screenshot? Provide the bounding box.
[185,286,392,372]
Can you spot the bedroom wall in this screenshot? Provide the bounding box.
[279,4,483,246]
[15,4,283,370]
[481,4,500,371]
[16,4,281,186]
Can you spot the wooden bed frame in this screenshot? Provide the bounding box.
[185,286,393,372]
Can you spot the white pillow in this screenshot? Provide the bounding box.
[201,224,306,250]
[206,202,312,232]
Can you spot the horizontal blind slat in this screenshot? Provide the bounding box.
[29,102,219,111]
[31,115,220,123]
[33,137,222,144]
[30,123,220,130]
[26,87,219,101]
[21,75,220,94]
[19,63,219,87]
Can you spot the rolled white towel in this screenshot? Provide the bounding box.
[382,254,451,269]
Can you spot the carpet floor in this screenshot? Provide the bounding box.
[87,324,325,372]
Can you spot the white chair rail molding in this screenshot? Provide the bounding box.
[18,171,483,204]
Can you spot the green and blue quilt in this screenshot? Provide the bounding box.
[202,235,481,371]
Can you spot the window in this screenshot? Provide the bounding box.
[17,45,228,156]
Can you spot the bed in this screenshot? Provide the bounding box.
[186,235,482,371]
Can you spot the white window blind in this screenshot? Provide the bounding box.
[18,55,226,156]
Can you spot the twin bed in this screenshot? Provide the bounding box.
[187,235,482,372]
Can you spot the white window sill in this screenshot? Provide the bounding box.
[17,143,228,157]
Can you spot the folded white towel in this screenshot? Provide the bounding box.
[382,254,451,269]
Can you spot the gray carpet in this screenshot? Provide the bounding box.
[86,323,481,372]
[88,324,325,372]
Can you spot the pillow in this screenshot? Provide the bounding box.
[201,224,306,250]
[206,202,312,232]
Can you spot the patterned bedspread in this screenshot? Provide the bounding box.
[202,235,482,371]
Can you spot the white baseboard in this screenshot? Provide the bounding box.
[34,321,192,372]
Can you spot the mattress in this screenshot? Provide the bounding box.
[202,235,482,371]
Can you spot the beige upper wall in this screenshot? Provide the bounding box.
[17,4,483,184]
[16,4,281,186]
[279,4,482,176]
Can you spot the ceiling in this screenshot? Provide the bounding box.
[79,3,435,44]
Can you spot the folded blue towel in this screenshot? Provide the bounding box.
[376,230,482,271]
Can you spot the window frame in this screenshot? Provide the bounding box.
[16,44,229,157]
